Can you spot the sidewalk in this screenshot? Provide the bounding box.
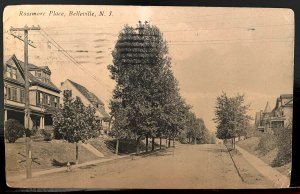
[236,145,290,188]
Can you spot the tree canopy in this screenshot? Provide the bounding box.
[52,90,100,143]
[108,21,192,152]
[213,92,252,147]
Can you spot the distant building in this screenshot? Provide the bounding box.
[255,102,272,133]
[4,54,61,131]
[255,94,293,133]
[60,79,111,132]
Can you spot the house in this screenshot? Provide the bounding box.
[4,54,61,131]
[255,94,293,133]
[60,79,110,132]
[270,94,293,129]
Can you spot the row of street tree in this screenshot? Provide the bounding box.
[51,22,212,159]
[108,21,211,154]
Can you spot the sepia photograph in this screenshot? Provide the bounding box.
[3,5,294,189]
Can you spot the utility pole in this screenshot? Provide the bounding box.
[9,25,40,179]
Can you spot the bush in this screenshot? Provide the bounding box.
[41,129,52,141]
[257,132,276,155]
[272,125,292,167]
[4,119,25,143]
[53,127,64,140]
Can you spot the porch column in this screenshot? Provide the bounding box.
[42,117,45,129]
[24,114,28,129]
[28,116,33,129]
[40,116,43,129]
[4,109,7,122]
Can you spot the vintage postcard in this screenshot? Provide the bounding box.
[3,5,294,189]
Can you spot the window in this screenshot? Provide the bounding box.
[7,87,17,101]
[7,87,10,100]
[40,92,43,104]
[47,95,51,105]
[20,89,25,103]
[37,71,42,78]
[6,65,17,79]
[54,97,58,107]
[43,73,50,84]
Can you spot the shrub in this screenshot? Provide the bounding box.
[4,119,25,143]
[25,128,33,137]
[272,125,292,167]
[257,132,276,155]
[41,129,52,141]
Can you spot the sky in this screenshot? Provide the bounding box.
[3,5,294,132]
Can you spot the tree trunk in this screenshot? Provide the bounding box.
[194,138,197,144]
[152,137,155,151]
[146,135,149,152]
[115,139,119,155]
[166,138,168,146]
[136,136,141,155]
[75,142,79,165]
[168,137,171,148]
[188,137,190,144]
[159,137,162,149]
[173,138,175,147]
[233,137,236,149]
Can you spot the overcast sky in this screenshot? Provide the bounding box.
[3,5,294,132]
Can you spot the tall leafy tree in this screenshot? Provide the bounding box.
[52,90,100,163]
[108,21,186,154]
[213,92,252,149]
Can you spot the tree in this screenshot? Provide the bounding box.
[213,92,252,149]
[184,112,210,144]
[4,119,25,143]
[52,90,100,164]
[109,107,134,155]
[108,21,185,154]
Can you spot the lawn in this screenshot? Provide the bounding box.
[237,137,291,177]
[5,138,99,176]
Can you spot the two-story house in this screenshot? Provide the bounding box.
[255,94,293,133]
[4,54,60,131]
[270,94,293,129]
[60,79,110,133]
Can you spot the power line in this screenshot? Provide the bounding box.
[37,28,112,103]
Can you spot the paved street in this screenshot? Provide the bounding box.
[9,144,273,189]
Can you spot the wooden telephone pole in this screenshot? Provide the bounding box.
[10,25,40,179]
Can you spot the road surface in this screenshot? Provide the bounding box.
[8,143,274,189]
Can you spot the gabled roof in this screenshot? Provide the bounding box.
[17,59,60,93]
[285,99,293,106]
[67,79,109,119]
[27,63,52,74]
[280,94,293,99]
[272,94,293,112]
[4,54,26,85]
[263,101,272,113]
[67,79,104,106]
